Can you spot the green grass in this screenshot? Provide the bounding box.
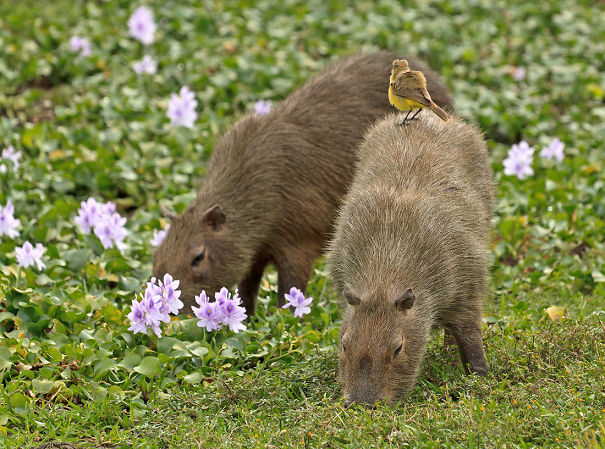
[1,0,604,447]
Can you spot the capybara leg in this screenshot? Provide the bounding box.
[449,320,489,376]
[238,257,269,317]
[276,250,315,307]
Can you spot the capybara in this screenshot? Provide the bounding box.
[328,112,494,406]
[153,52,454,316]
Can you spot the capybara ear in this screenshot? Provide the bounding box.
[202,204,226,230]
[394,288,415,312]
[161,205,176,221]
[344,288,361,306]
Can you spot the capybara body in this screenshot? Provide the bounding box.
[328,113,494,406]
[153,52,454,316]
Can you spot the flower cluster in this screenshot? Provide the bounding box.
[503,138,565,180]
[0,146,21,174]
[127,274,184,337]
[282,287,313,318]
[133,55,157,74]
[75,198,127,250]
[128,6,156,45]
[254,99,272,115]
[0,201,20,239]
[540,138,565,162]
[192,287,247,333]
[70,36,91,57]
[151,224,170,247]
[503,141,534,180]
[511,66,526,81]
[167,86,198,128]
[16,242,46,271]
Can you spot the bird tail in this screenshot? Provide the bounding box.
[429,101,452,122]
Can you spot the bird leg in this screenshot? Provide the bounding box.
[409,109,422,121]
[398,109,413,126]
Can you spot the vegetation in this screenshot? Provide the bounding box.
[0,0,603,447]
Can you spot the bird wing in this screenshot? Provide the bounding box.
[390,72,432,106]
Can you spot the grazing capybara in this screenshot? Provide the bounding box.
[153,52,454,316]
[328,113,494,406]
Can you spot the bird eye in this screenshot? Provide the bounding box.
[191,249,206,267]
[394,343,403,357]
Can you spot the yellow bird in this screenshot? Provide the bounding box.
[389,59,451,125]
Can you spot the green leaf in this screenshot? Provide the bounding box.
[63,248,93,272]
[117,353,141,372]
[183,371,203,385]
[94,358,117,379]
[32,379,55,395]
[134,356,161,378]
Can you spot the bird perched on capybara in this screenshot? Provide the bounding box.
[153,52,454,317]
[328,113,494,407]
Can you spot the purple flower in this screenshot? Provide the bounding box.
[75,197,103,234]
[0,201,20,239]
[127,298,148,335]
[133,55,157,74]
[192,292,223,331]
[503,140,534,180]
[15,241,46,270]
[282,287,313,318]
[142,283,170,325]
[540,138,565,162]
[0,146,21,173]
[151,225,169,246]
[93,211,127,250]
[167,86,198,128]
[128,6,156,45]
[512,67,525,81]
[220,294,247,333]
[254,100,272,115]
[159,273,184,315]
[70,36,91,57]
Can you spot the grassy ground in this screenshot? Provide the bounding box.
[0,0,604,447]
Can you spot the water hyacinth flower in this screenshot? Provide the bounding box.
[128,6,156,45]
[0,146,21,173]
[75,198,114,234]
[127,298,149,335]
[75,198,127,249]
[0,201,20,239]
[151,224,169,246]
[159,273,184,315]
[512,66,526,81]
[133,55,157,74]
[503,140,534,180]
[220,291,247,333]
[540,138,565,162]
[93,211,128,250]
[167,86,198,128]
[192,292,223,331]
[15,241,46,270]
[193,288,247,333]
[128,275,182,337]
[69,36,91,57]
[254,99,272,115]
[282,287,313,318]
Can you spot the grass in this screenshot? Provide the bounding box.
[0,0,604,447]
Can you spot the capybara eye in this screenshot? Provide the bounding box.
[394,343,403,357]
[342,344,347,353]
[191,249,206,267]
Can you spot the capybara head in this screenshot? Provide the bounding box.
[152,203,246,307]
[338,287,428,407]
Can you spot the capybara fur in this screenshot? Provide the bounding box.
[153,52,454,316]
[328,112,494,407]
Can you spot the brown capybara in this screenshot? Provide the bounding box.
[153,52,454,316]
[328,112,494,407]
